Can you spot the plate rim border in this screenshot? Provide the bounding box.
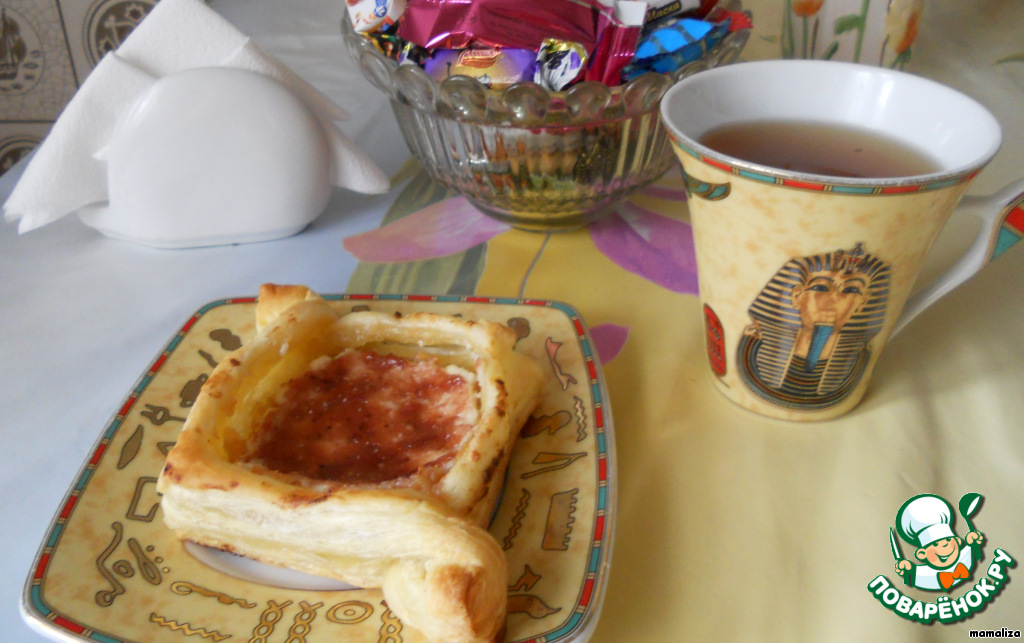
[21,293,618,643]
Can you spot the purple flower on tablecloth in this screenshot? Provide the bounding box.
[342,182,696,365]
[342,196,509,262]
[341,183,698,297]
[590,323,629,364]
[589,201,699,295]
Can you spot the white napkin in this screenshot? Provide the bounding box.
[3,0,389,234]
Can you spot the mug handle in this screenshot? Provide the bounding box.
[893,180,1024,335]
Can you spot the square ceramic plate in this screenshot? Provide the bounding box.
[23,294,616,643]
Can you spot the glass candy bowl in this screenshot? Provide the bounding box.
[341,15,750,231]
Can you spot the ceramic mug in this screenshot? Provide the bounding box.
[660,60,1024,421]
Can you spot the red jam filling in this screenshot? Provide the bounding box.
[249,350,474,484]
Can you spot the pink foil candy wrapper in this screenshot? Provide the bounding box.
[584,25,642,85]
[423,47,537,88]
[585,0,645,85]
[397,0,614,55]
[347,0,408,33]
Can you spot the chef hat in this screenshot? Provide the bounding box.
[896,494,955,548]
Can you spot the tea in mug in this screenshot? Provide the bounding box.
[698,120,942,178]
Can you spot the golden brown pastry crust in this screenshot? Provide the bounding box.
[157,284,543,643]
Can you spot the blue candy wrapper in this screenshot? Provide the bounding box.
[634,18,712,61]
[622,15,729,79]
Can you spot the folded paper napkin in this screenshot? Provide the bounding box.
[3,0,389,237]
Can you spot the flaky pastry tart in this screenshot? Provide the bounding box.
[156,284,544,643]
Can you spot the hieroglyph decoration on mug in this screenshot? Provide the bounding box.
[988,194,1024,262]
[703,304,726,376]
[737,243,890,409]
[682,170,730,201]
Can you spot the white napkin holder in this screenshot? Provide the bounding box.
[2,0,389,249]
[81,67,336,248]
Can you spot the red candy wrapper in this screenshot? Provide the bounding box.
[724,8,753,32]
[397,0,615,56]
[585,0,645,85]
[645,0,720,26]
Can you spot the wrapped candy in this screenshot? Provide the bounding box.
[636,18,714,64]
[423,47,537,88]
[644,0,720,25]
[534,39,588,91]
[397,0,614,55]
[584,0,645,86]
[622,12,735,79]
[350,0,749,90]
[347,0,408,33]
[645,0,704,26]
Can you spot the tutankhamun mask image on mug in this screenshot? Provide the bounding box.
[660,60,1024,421]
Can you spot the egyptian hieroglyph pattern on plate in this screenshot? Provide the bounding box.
[23,294,615,643]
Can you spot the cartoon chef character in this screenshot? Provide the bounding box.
[894,494,984,591]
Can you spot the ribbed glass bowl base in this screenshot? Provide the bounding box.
[392,100,674,231]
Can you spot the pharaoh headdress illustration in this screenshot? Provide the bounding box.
[737,243,891,409]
